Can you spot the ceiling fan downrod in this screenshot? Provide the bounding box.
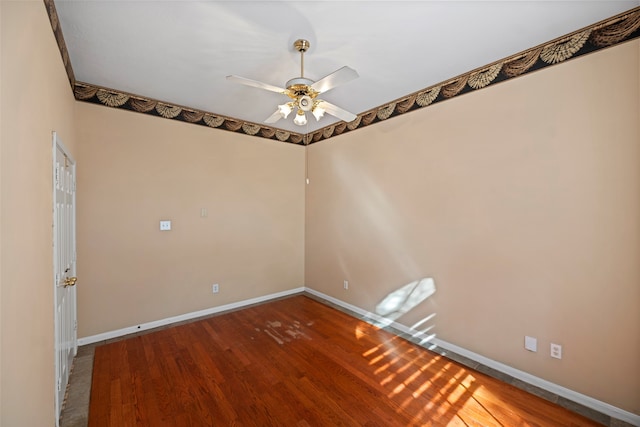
[294,39,310,78]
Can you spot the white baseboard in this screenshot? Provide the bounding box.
[305,288,640,426]
[77,287,305,346]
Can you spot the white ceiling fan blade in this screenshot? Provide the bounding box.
[264,109,283,124]
[226,75,287,94]
[311,66,359,93]
[318,100,357,123]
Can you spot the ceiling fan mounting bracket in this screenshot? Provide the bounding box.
[294,39,310,53]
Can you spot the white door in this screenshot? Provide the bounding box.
[53,132,77,424]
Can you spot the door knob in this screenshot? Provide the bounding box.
[64,277,78,287]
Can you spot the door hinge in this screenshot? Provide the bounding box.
[74,320,78,332]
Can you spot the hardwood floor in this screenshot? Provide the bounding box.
[89,295,603,426]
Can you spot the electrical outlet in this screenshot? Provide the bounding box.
[212,284,219,294]
[550,343,562,359]
[343,280,348,290]
[160,220,171,231]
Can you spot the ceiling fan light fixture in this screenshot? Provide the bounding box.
[312,103,325,121]
[298,95,313,112]
[278,102,293,119]
[294,109,307,126]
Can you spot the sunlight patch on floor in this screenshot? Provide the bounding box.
[358,278,518,425]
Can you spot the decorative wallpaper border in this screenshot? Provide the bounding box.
[72,83,307,144]
[45,0,75,89]
[45,1,639,146]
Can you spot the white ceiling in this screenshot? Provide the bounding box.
[54,1,639,134]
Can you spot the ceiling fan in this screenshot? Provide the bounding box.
[226,39,359,127]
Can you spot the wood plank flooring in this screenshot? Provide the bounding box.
[89,295,603,426]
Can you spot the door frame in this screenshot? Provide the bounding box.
[53,131,78,425]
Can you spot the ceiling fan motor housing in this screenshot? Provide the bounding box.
[286,78,315,92]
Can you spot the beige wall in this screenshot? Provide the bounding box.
[75,104,305,337]
[306,40,640,414]
[1,2,78,426]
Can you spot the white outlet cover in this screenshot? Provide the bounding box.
[160,220,171,231]
[551,343,562,359]
[525,336,537,352]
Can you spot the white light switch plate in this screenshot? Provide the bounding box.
[160,220,171,231]
[525,336,537,352]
